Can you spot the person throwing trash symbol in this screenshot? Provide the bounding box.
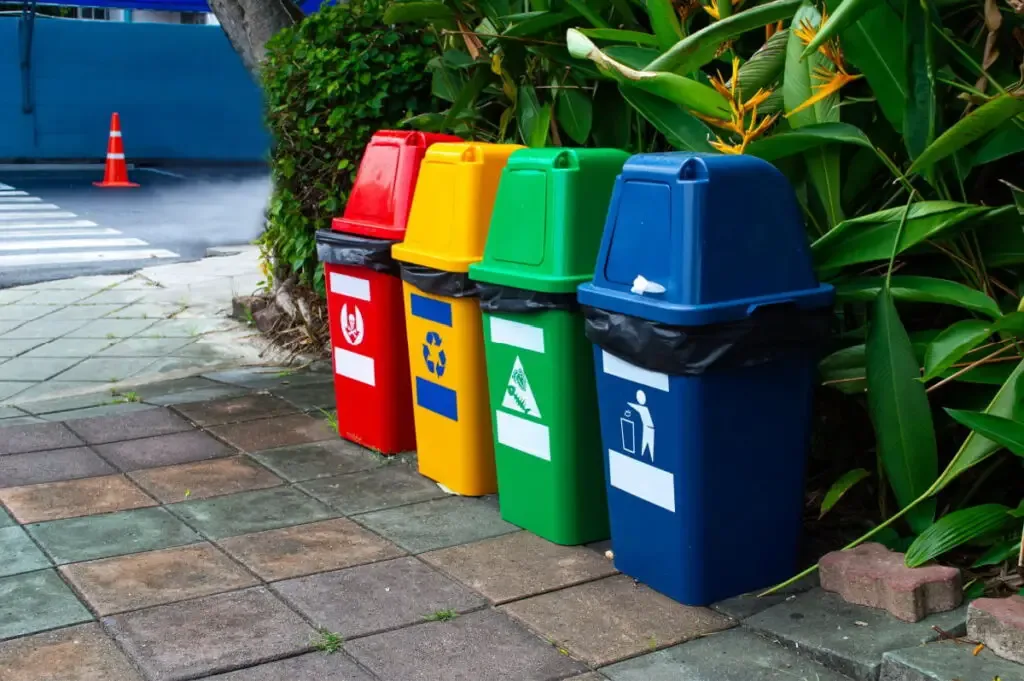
[626,389,655,462]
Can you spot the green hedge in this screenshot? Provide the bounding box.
[259,0,436,291]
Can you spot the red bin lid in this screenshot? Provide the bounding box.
[332,130,462,241]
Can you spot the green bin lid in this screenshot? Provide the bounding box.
[469,147,629,294]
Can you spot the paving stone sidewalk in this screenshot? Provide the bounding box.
[0,247,271,406]
[0,367,1017,681]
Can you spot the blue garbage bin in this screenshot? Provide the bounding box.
[577,153,834,606]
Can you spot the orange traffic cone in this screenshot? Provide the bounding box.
[94,113,139,188]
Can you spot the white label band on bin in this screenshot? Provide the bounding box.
[496,410,551,461]
[608,450,675,512]
[334,347,376,386]
[602,351,670,392]
[490,317,545,354]
[330,272,371,302]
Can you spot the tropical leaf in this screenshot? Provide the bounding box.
[923,320,993,380]
[619,85,715,153]
[556,88,593,144]
[825,0,907,132]
[866,290,938,535]
[383,1,455,23]
[746,123,873,161]
[504,10,578,37]
[731,28,789,94]
[909,95,1024,175]
[802,0,873,58]
[567,30,731,119]
[945,410,1024,457]
[645,0,804,74]
[811,202,989,270]
[563,0,609,28]
[905,504,1012,567]
[820,468,871,518]
[936,362,1024,491]
[835,275,1001,319]
[517,85,551,147]
[972,540,1021,568]
[903,0,937,162]
[972,123,1024,167]
[644,0,683,51]
[577,28,659,46]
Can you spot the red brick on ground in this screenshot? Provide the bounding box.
[818,542,961,622]
[968,594,1024,664]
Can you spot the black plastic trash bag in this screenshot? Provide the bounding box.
[399,262,481,298]
[315,230,399,276]
[478,283,578,313]
[583,304,832,376]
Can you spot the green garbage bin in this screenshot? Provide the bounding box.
[469,147,629,545]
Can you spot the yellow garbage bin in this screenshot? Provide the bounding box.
[392,142,523,496]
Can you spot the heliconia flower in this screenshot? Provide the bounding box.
[693,56,780,154]
[702,0,743,20]
[787,9,863,118]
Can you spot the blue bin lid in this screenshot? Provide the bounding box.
[577,153,834,326]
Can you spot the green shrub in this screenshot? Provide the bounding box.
[259,0,436,291]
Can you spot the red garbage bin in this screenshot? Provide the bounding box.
[316,130,460,454]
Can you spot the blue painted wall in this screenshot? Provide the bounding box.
[0,16,269,161]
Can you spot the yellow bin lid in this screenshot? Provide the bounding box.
[392,142,524,273]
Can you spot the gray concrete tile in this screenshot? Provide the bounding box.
[173,393,298,427]
[2,381,108,403]
[274,556,487,638]
[0,381,32,401]
[94,430,233,470]
[139,356,242,375]
[0,507,14,527]
[0,416,46,428]
[170,486,335,539]
[711,574,820,621]
[300,465,447,515]
[0,526,52,576]
[0,421,83,455]
[745,589,969,681]
[65,406,192,444]
[355,497,518,554]
[41,402,156,422]
[251,440,384,482]
[25,275,129,291]
[879,639,1024,681]
[144,386,251,406]
[79,289,148,306]
[26,289,96,305]
[0,289,39,304]
[18,392,121,415]
[137,318,234,338]
[0,339,42,358]
[0,622,144,681]
[209,414,337,452]
[42,304,126,322]
[346,609,587,680]
[272,382,338,412]
[96,337,193,357]
[27,506,201,565]
[0,357,82,382]
[66,319,157,338]
[53,357,158,382]
[0,570,92,641]
[501,576,735,667]
[204,367,334,390]
[204,653,374,681]
[19,338,117,359]
[102,587,316,681]
[0,305,53,322]
[105,302,185,319]
[0,319,88,339]
[0,406,27,419]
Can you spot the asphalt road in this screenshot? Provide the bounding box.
[0,165,270,288]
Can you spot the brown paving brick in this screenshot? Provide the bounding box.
[173,393,298,426]
[209,414,336,452]
[129,456,282,502]
[274,556,487,639]
[103,587,316,681]
[250,440,383,482]
[218,517,403,581]
[346,609,587,681]
[66,408,192,445]
[205,653,374,680]
[62,543,258,615]
[0,623,144,681]
[0,474,156,523]
[0,447,115,489]
[0,421,82,455]
[299,464,447,515]
[421,531,618,604]
[93,430,235,471]
[500,575,734,667]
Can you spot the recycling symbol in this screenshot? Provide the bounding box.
[422,331,447,378]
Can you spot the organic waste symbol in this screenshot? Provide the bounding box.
[422,331,446,378]
[501,356,541,418]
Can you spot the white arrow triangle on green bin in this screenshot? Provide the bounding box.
[502,356,541,419]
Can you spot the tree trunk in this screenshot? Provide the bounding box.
[207,0,302,76]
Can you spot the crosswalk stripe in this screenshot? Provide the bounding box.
[0,219,99,230]
[1,228,121,238]
[0,249,179,267]
[0,190,29,197]
[0,203,60,211]
[0,212,78,220]
[0,237,148,252]
[0,197,42,203]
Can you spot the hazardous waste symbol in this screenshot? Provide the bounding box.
[340,304,365,346]
[502,356,541,418]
